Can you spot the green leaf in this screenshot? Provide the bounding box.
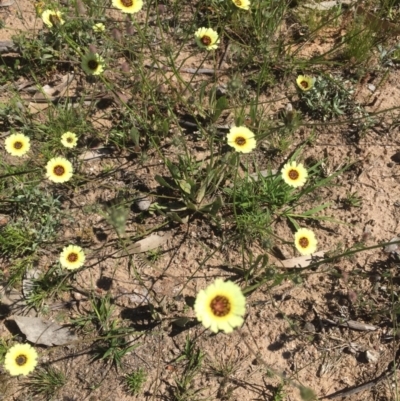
[300,386,316,401]
[129,127,140,147]
[300,202,331,216]
[196,182,207,204]
[178,180,191,194]
[212,96,228,122]
[154,175,174,190]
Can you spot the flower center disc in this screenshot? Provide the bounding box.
[121,0,133,7]
[210,295,231,317]
[234,0,242,5]
[299,237,309,248]
[14,141,23,149]
[288,169,299,180]
[235,136,246,146]
[300,80,309,89]
[67,252,78,262]
[16,355,27,366]
[88,60,99,70]
[49,15,60,25]
[201,35,212,46]
[54,165,65,176]
[67,138,73,143]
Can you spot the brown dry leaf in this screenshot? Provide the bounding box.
[11,315,78,346]
[0,0,15,7]
[118,232,172,256]
[278,251,327,268]
[28,74,75,113]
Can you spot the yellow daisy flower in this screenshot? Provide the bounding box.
[35,1,45,16]
[59,245,85,270]
[92,23,105,33]
[296,75,315,91]
[226,126,256,153]
[61,132,78,148]
[232,0,250,10]
[5,133,30,157]
[41,10,65,28]
[45,157,73,183]
[194,27,220,51]
[281,161,308,188]
[194,279,246,333]
[294,228,318,256]
[4,343,38,376]
[81,53,105,76]
[112,0,143,14]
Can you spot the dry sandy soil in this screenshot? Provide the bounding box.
[1,1,400,401]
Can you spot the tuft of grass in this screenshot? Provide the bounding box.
[26,366,67,399]
[124,368,147,396]
[172,336,205,401]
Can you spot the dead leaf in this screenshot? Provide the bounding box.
[28,74,75,114]
[11,315,78,346]
[118,232,172,256]
[278,251,326,268]
[78,147,114,161]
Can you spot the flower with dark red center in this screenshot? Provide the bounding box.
[4,344,38,376]
[42,10,65,28]
[232,0,251,10]
[294,228,318,256]
[227,126,256,153]
[194,279,246,333]
[281,161,308,188]
[296,75,315,91]
[194,27,220,51]
[45,157,73,183]
[112,0,143,13]
[61,132,78,148]
[60,245,85,270]
[5,133,30,157]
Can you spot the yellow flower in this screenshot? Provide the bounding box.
[59,245,85,270]
[4,343,38,376]
[81,53,105,76]
[5,133,30,157]
[35,1,45,16]
[61,132,78,148]
[45,157,73,183]
[281,161,308,188]
[226,126,256,153]
[194,27,220,51]
[92,23,105,33]
[112,0,143,14]
[296,75,315,91]
[294,228,318,256]
[41,10,65,28]
[232,0,250,10]
[194,279,246,333]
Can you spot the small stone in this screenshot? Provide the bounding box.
[384,237,400,254]
[367,84,376,92]
[88,44,97,54]
[135,194,151,211]
[125,20,134,35]
[303,322,316,333]
[111,28,122,43]
[72,292,82,301]
[365,350,379,363]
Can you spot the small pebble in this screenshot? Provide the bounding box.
[135,194,151,211]
[303,322,316,333]
[365,350,379,363]
[72,292,82,301]
[383,237,400,254]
